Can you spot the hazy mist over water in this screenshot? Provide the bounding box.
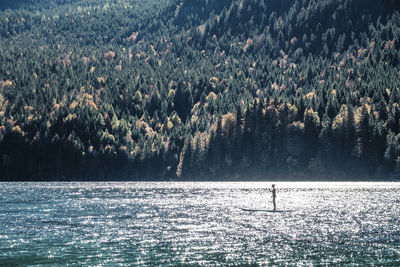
[1,182,399,265]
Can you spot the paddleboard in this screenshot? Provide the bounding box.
[241,208,293,213]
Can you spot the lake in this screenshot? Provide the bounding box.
[0,182,399,265]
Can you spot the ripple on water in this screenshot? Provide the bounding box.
[0,182,400,265]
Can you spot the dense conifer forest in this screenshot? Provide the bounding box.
[0,0,400,180]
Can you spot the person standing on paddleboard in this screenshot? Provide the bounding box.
[270,184,276,211]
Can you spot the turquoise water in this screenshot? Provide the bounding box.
[0,182,399,265]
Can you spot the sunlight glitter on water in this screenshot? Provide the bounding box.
[0,182,399,265]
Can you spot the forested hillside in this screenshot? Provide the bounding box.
[1,0,400,180]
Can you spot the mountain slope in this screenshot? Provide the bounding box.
[0,0,399,180]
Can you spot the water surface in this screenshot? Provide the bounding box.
[1,182,399,265]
